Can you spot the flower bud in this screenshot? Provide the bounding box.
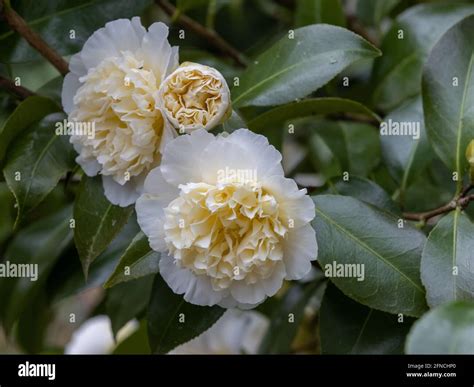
[159,62,231,133]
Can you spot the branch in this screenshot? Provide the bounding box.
[0,75,35,100]
[1,0,69,75]
[403,192,474,222]
[155,0,248,68]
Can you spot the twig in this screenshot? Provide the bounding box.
[403,192,474,222]
[0,0,69,75]
[155,0,248,68]
[0,75,35,100]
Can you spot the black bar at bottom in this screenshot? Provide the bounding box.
[0,355,472,386]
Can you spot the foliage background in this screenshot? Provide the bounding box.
[1,0,474,354]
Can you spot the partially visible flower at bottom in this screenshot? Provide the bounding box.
[170,310,268,354]
[136,128,318,308]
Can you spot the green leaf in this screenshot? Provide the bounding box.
[0,96,60,162]
[50,216,139,302]
[380,97,432,196]
[326,176,399,214]
[147,274,225,354]
[247,97,380,131]
[295,0,346,28]
[320,283,413,354]
[259,278,327,354]
[74,175,133,278]
[105,231,160,288]
[422,15,474,182]
[106,275,154,337]
[372,3,474,111]
[0,206,72,332]
[356,0,400,27]
[16,289,52,354]
[421,209,474,308]
[312,195,428,316]
[0,182,15,246]
[3,112,76,225]
[0,0,153,63]
[232,25,380,107]
[406,301,474,354]
[313,121,381,177]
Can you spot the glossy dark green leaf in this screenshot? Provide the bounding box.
[0,206,72,332]
[422,15,474,180]
[320,283,413,354]
[247,97,380,131]
[380,97,432,196]
[356,0,400,26]
[313,121,381,177]
[295,0,346,27]
[0,96,60,162]
[372,3,474,111]
[312,195,428,316]
[406,301,474,354]
[106,275,154,336]
[74,176,133,278]
[3,113,76,225]
[50,216,139,302]
[421,209,474,308]
[0,0,153,63]
[147,274,225,354]
[105,232,160,288]
[232,25,380,107]
[325,176,399,214]
[259,278,326,354]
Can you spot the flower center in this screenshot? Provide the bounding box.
[162,69,224,128]
[163,182,288,291]
[69,51,164,184]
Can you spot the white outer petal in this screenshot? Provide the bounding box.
[160,129,215,186]
[102,174,144,207]
[283,224,318,280]
[61,73,82,114]
[80,18,145,69]
[141,22,178,83]
[159,255,225,306]
[136,194,168,252]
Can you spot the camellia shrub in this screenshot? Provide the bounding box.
[0,0,474,355]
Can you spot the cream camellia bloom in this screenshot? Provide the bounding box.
[136,129,318,308]
[158,62,231,133]
[61,17,179,206]
[171,310,268,354]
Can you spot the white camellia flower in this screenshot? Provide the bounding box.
[136,129,318,308]
[61,17,179,206]
[159,62,231,133]
[171,310,268,354]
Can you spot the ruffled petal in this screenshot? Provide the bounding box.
[283,224,318,280]
[136,194,168,252]
[159,255,224,306]
[102,174,142,207]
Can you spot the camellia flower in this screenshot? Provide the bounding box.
[136,129,317,308]
[171,310,268,354]
[61,17,179,206]
[159,62,231,133]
